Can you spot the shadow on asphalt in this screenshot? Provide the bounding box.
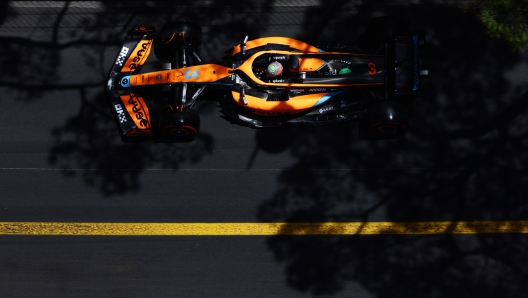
[1,0,278,195]
[2,0,528,296]
[255,0,528,297]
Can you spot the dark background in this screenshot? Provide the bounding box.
[1,1,528,297]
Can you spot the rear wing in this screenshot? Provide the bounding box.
[105,26,156,142]
[386,33,427,99]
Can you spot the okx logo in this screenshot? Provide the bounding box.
[114,104,127,123]
[184,68,199,79]
[115,47,129,66]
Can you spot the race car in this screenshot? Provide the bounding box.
[105,17,427,142]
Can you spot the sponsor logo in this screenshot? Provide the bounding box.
[128,95,149,127]
[319,69,337,75]
[114,104,127,123]
[309,69,337,76]
[127,41,152,71]
[290,89,304,94]
[339,67,351,74]
[319,106,333,113]
[271,79,285,83]
[184,68,199,79]
[309,88,326,92]
[115,47,129,66]
[269,55,287,61]
[156,74,162,81]
[335,60,352,64]
[120,93,150,128]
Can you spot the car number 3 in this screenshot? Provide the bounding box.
[368,62,376,75]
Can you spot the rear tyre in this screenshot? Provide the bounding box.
[154,21,202,60]
[159,108,200,142]
[363,101,409,139]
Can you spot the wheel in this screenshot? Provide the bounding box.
[363,101,409,139]
[154,21,202,60]
[159,108,200,142]
[127,25,155,38]
[367,16,408,40]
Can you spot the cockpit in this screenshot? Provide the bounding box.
[243,51,384,86]
[251,54,300,83]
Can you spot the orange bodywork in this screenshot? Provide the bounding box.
[120,92,151,128]
[295,58,327,72]
[232,91,331,115]
[124,49,381,88]
[121,39,153,73]
[232,37,322,55]
[235,50,383,88]
[127,64,232,86]
[118,39,383,117]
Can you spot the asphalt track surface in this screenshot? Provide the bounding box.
[1,1,528,297]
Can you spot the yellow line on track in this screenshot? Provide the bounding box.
[1,221,528,236]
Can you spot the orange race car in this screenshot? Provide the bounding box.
[105,17,427,142]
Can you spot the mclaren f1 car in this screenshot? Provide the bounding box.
[105,17,427,142]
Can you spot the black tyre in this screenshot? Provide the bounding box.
[154,21,202,60]
[127,25,155,38]
[159,108,200,142]
[367,16,408,43]
[364,101,409,139]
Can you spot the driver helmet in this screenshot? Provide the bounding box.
[266,61,283,77]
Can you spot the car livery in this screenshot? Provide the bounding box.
[106,18,427,142]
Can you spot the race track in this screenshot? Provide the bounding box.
[1,1,528,297]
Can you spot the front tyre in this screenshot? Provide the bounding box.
[159,108,200,142]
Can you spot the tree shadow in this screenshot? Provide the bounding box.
[3,0,528,295]
[257,0,528,296]
[1,1,277,195]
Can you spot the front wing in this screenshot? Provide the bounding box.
[105,28,156,141]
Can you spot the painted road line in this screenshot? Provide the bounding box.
[1,221,528,236]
